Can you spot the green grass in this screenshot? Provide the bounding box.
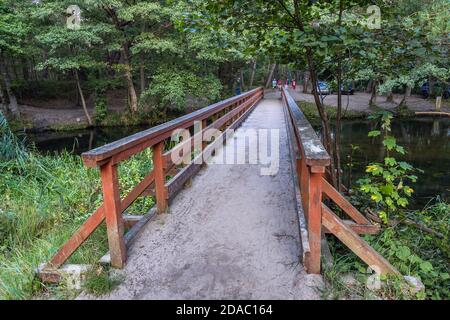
[82,266,123,296]
[0,116,155,299]
[323,200,450,300]
[297,101,367,122]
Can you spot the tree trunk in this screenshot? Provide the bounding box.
[429,76,435,96]
[397,85,411,107]
[366,79,373,93]
[369,81,377,106]
[74,70,93,126]
[386,91,394,102]
[140,54,145,94]
[334,0,344,192]
[265,63,276,88]
[0,81,6,113]
[240,68,246,91]
[249,60,256,89]
[0,52,19,118]
[305,48,337,187]
[303,71,310,93]
[122,45,138,113]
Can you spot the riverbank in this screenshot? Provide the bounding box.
[288,88,450,114]
[0,113,155,299]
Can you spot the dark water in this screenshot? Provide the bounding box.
[329,117,450,207]
[26,117,450,207]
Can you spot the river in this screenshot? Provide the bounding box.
[25,117,450,208]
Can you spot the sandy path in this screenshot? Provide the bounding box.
[287,88,450,113]
[79,97,323,300]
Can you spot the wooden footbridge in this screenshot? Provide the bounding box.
[39,87,398,295]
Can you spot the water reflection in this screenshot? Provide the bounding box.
[333,117,450,207]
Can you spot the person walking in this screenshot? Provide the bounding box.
[284,79,289,90]
[272,78,277,89]
[292,79,297,90]
[277,79,282,91]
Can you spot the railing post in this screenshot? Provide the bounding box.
[100,161,126,268]
[153,141,168,213]
[305,166,324,274]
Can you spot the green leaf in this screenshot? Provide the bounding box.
[383,136,396,150]
[399,161,413,171]
[395,246,411,261]
[384,157,397,166]
[368,130,381,137]
[420,261,434,273]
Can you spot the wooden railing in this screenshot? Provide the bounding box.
[39,88,264,281]
[281,88,398,275]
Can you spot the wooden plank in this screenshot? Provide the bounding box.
[82,88,263,167]
[166,95,261,201]
[153,141,168,213]
[47,205,105,269]
[120,170,155,212]
[322,204,399,275]
[321,178,370,225]
[323,220,381,235]
[100,162,126,268]
[100,208,157,265]
[282,88,331,167]
[304,171,323,274]
[166,162,202,200]
[123,215,143,229]
[46,169,155,269]
[282,100,310,259]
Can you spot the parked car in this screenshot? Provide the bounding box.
[314,81,330,95]
[421,82,450,99]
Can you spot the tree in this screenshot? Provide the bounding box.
[34,2,112,126]
[0,1,31,118]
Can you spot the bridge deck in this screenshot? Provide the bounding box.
[80,96,322,299]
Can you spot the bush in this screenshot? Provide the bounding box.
[94,95,108,124]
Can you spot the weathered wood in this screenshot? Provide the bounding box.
[164,94,259,163]
[82,88,263,167]
[100,208,157,265]
[167,162,202,200]
[304,171,324,274]
[323,220,380,235]
[282,100,310,260]
[47,205,105,269]
[322,204,399,275]
[123,215,143,229]
[100,162,126,268]
[46,169,155,270]
[321,178,370,225]
[282,88,331,167]
[153,141,168,213]
[166,94,261,200]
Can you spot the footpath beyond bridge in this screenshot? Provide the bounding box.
[38,88,398,299]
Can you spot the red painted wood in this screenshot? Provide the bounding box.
[153,141,168,213]
[100,162,126,268]
[305,170,323,274]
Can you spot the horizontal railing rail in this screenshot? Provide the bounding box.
[39,88,264,281]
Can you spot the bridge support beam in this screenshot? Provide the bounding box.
[100,162,126,268]
[153,141,168,213]
[304,169,324,274]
